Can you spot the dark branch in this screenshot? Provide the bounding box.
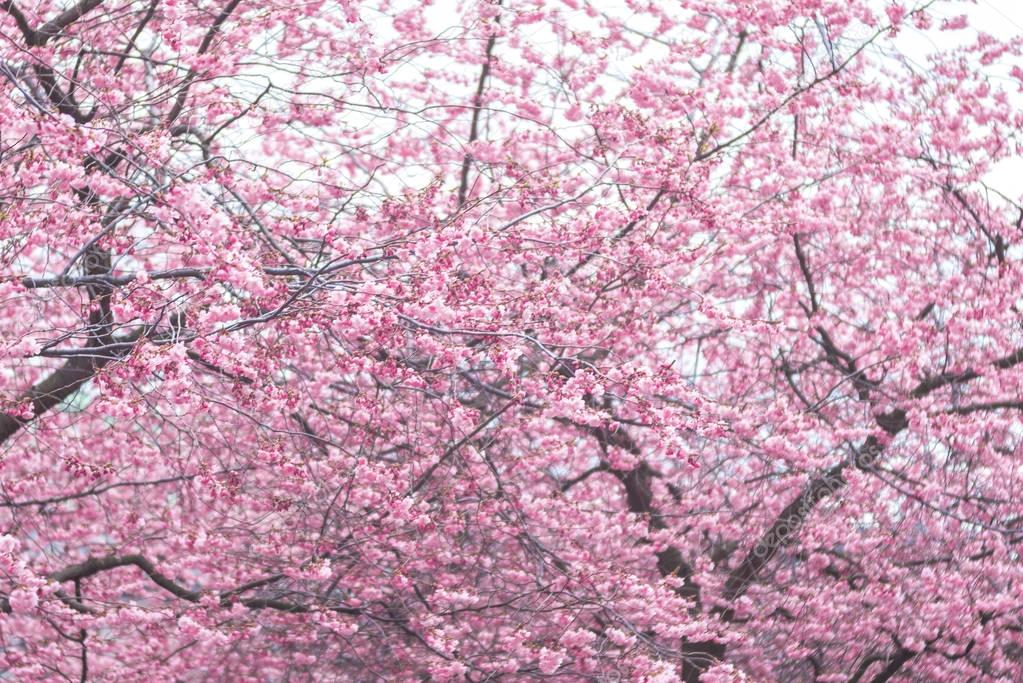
[21,255,393,289]
[793,233,819,314]
[165,0,245,124]
[456,32,497,207]
[48,554,358,615]
[36,0,104,44]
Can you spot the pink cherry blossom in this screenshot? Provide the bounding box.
[0,0,1021,680]
[7,588,38,614]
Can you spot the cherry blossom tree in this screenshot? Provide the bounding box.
[1,0,1022,679]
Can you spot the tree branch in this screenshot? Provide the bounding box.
[46,554,359,615]
[165,0,245,124]
[35,0,104,44]
[0,0,38,43]
[793,233,819,315]
[456,31,498,207]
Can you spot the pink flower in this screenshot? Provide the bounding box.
[537,648,563,675]
[8,588,38,613]
[885,3,906,25]
[941,14,969,30]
